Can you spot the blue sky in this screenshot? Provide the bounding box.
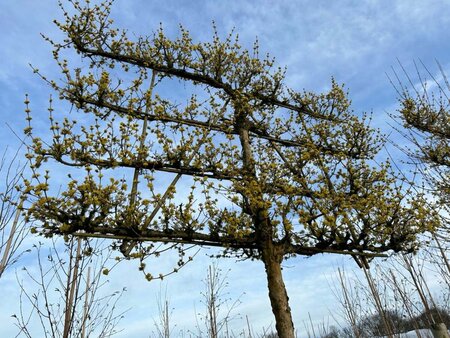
[1,0,450,337]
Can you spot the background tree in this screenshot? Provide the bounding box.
[0,147,28,279]
[14,238,126,338]
[23,1,438,337]
[392,62,450,338]
[393,61,450,227]
[196,263,242,338]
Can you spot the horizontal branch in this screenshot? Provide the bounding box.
[73,43,337,121]
[403,112,450,140]
[287,243,388,258]
[71,227,258,250]
[69,227,387,259]
[67,95,316,148]
[66,94,360,159]
[44,151,234,180]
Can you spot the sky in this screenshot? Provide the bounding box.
[1,0,450,337]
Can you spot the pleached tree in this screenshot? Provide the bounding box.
[23,1,438,337]
[394,62,450,219]
[392,62,450,338]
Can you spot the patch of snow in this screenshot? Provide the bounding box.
[380,328,449,338]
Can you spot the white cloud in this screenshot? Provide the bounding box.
[1,0,450,336]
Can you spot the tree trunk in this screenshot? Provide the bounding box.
[262,246,295,338]
[236,115,295,337]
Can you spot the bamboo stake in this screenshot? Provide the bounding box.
[388,269,423,338]
[0,200,23,277]
[362,267,394,338]
[337,268,361,338]
[81,266,91,338]
[63,237,82,338]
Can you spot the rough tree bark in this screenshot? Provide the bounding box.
[262,244,295,338]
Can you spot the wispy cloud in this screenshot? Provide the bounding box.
[1,0,450,336]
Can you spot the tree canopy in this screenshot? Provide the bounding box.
[22,1,438,337]
[395,63,450,215]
